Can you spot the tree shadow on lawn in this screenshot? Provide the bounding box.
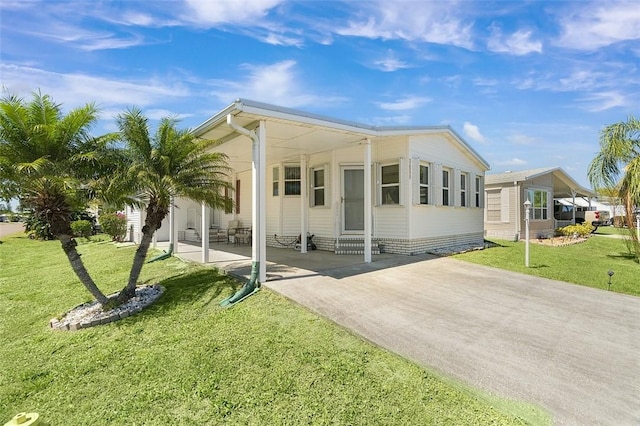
[606,252,639,262]
[145,269,240,313]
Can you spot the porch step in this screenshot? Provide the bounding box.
[334,237,381,255]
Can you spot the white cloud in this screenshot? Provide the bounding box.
[463,122,486,143]
[182,0,284,26]
[375,96,431,111]
[496,158,527,166]
[335,1,473,49]
[508,133,536,146]
[556,2,640,50]
[487,26,542,55]
[577,91,628,112]
[207,60,343,108]
[0,64,190,111]
[262,33,304,47]
[373,115,413,125]
[372,54,411,72]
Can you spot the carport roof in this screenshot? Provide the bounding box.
[192,98,490,170]
[486,167,595,198]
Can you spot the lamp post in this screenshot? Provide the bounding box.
[524,199,531,267]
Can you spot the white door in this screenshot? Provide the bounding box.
[342,167,364,233]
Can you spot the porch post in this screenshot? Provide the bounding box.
[255,121,267,283]
[364,139,372,263]
[300,154,308,253]
[201,202,209,263]
[571,189,577,224]
[170,197,178,253]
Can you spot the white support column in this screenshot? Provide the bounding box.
[364,139,372,263]
[256,121,267,283]
[300,154,308,253]
[169,197,178,253]
[201,202,209,263]
[571,189,577,224]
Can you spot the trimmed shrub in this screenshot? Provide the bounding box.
[71,220,93,239]
[558,222,594,238]
[100,212,127,241]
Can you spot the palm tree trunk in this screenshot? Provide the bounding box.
[59,234,110,306]
[118,223,157,303]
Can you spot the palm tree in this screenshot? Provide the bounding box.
[112,108,231,303]
[588,115,640,259]
[0,92,111,304]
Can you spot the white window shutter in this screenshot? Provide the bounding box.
[373,162,380,206]
[399,158,405,206]
[454,168,461,207]
[411,158,420,205]
[501,187,510,222]
[324,163,330,208]
[433,163,443,205]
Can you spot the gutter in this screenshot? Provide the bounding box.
[219,114,261,307]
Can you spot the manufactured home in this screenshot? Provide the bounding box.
[128,99,490,281]
[484,167,595,241]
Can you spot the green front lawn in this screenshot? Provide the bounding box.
[454,236,640,296]
[0,234,542,425]
[593,225,633,236]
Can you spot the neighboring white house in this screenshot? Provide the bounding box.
[128,99,490,280]
[484,167,595,241]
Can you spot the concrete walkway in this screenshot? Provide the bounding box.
[169,242,640,425]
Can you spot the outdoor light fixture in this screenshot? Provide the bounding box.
[524,199,532,267]
[607,270,614,291]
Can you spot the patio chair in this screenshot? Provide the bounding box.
[234,227,252,245]
[225,220,241,244]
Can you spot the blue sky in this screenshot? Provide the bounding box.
[2,0,640,188]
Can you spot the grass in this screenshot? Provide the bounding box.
[593,225,633,236]
[0,232,542,425]
[454,235,640,296]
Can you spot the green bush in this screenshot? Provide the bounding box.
[558,222,594,238]
[100,212,127,241]
[23,211,54,240]
[71,219,93,239]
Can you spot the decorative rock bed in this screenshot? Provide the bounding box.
[49,284,165,331]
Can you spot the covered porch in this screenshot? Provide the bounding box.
[154,240,430,282]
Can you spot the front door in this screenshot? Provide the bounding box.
[342,167,364,233]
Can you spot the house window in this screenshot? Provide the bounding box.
[284,166,301,195]
[460,173,467,207]
[486,190,501,221]
[527,189,548,220]
[419,164,430,204]
[312,168,325,206]
[475,176,481,207]
[442,169,451,206]
[272,167,279,196]
[381,164,400,205]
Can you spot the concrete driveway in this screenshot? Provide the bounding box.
[262,255,640,425]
